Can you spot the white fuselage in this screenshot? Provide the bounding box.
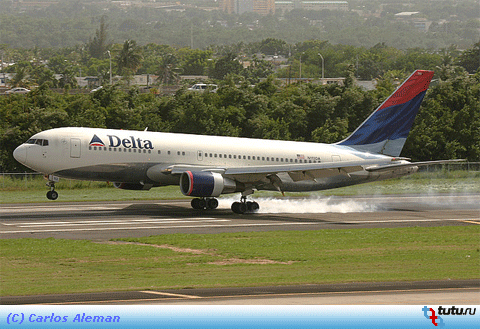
[14,127,402,193]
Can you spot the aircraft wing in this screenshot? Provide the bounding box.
[162,158,464,188]
[162,159,395,184]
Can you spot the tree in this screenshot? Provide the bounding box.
[88,15,110,60]
[156,53,179,85]
[456,41,480,74]
[180,48,213,76]
[210,53,243,80]
[116,40,143,83]
[9,66,30,88]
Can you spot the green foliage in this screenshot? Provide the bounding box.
[2,41,480,171]
[2,226,479,295]
[403,71,480,161]
[209,53,244,80]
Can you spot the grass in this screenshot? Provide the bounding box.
[1,170,480,203]
[1,226,479,296]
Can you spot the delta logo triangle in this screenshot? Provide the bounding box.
[89,134,105,147]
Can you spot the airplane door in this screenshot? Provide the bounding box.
[70,138,81,158]
[197,151,203,161]
[332,155,341,162]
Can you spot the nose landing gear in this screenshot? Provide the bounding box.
[45,177,59,200]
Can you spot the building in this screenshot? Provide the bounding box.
[253,0,275,15]
[394,12,432,32]
[275,1,348,14]
[221,0,275,15]
[221,0,236,14]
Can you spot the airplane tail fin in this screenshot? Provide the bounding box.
[337,70,434,157]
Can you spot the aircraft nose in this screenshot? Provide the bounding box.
[13,145,27,164]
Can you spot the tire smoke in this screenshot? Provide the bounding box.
[218,196,378,214]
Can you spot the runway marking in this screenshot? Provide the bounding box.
[139,291,202,299]
[343,218,479,224]
[461,220,480,225]
[6,218,227,227]
[0,206,121,212]
[2,217,479,234]
[0,222,318,234]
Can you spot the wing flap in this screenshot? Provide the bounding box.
[287,166,365,182]
[365,159,465,173]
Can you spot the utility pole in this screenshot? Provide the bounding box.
[107,50,112,85]
[318,53,324,85]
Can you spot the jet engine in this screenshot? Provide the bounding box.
[180,171,240,197]
[113,182,152,190]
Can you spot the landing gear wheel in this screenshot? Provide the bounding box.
[247,201,259,212]
[191,198,206,210]
[231,201,247,214]
[46,190,58,200]
[206,198,219,210]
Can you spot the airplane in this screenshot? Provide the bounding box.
[13,70,459,214]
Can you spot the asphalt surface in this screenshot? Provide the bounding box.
[2,280,479,305]
[1,194,479,304]
[1,194,479,240]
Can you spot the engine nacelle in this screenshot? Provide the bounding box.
[180,171,239,197]
[113,182,152,190]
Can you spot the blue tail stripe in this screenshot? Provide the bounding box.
[339,91,426,146]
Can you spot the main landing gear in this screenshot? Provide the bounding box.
[191,197,219,210]
[190,196,260,214]
[231,196,259,214]
[46,180,58,200]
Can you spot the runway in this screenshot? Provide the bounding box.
[1,194,479,305]
[1,194,479,240]
[2,280,479,305]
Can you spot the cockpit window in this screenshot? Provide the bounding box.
[26,138,49,146]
